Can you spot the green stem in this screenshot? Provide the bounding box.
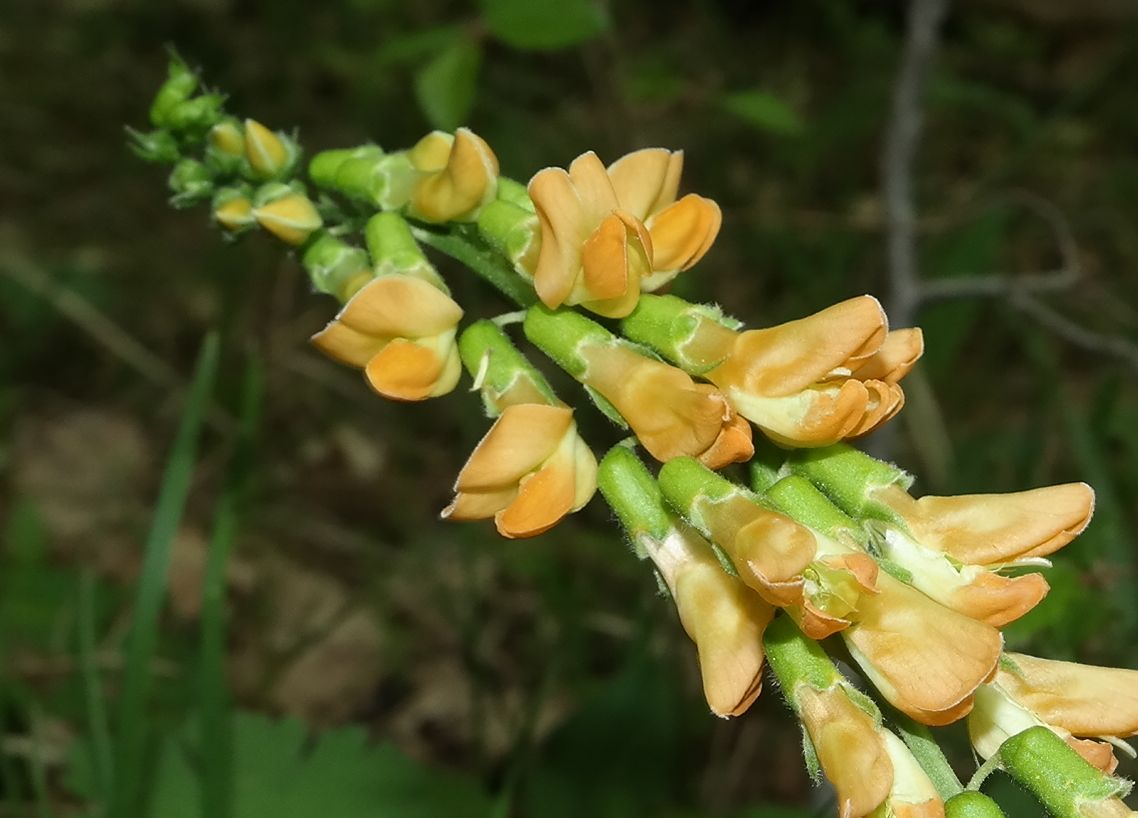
[410,224,537,308]
[197,360,262,818]
[78,571,113,801]
[107,334,219,818]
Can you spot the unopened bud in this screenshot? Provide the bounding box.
[126,127,180,164]
[165,94,226,137]
[301,232,373,301]
[212,188,256,234]
[243,119,299,181]
[205,118,246,174]
[149,56,198,128]
[252,184,322,245]
[168,158,213,208]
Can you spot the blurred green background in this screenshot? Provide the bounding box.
[2,0,1138,815]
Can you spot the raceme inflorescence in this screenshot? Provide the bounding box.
[131,56,1138,818]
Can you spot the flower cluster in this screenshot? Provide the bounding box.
[136,57,1138,818]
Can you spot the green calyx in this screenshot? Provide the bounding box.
[621,294,739,375]
[762,475,864,545]
[167,158,214,208]
[787,443,912,522]
[945,792,1007,818]
[657,456,751,527]
[998,727,1131,818]
[148,56,198,128]
[308,145,416,209]
[762,615,841,705]
[457,320,558,415]
[522,304,613,379]
[301,232,371,302]
[597,446,675,545]
[477,199,538,272]
[364,212,446,291]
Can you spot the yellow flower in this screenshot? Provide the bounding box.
[310,274,462,401]
[252,192,323,245]
[578,342,753,468]
[703,296,920,447]
[442,403,596,538]
[645,523,773,717]
[968,653,1138,774]
[604,148,722,291]
[405,128,500,223]
[244,119,295,179]
[872,520,1051,627]
[213,194,254,231]
[528,151,653,317]
[797,685,894,818]
[872,481,1095,566]
[842,572,1003,726]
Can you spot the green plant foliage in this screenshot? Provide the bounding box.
[518,655,692,818]
[415,37,482,131]
[65,712,494,818]
[479,0,608,51]
[720,90,805,137]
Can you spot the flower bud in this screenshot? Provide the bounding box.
[205,117,246,174]
[126,127,180,164]
[165,93,226,137]
[301,233,372,301]
[212,188,256,234]
[149,56,198,128]
[167,158,214,208]
[243,119,299,181]
[252,184,322,245]
[406,128,499,223]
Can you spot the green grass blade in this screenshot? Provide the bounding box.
[106,333,220,818]
[197,358,262,818]
[78,569,113,801]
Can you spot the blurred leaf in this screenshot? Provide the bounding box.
[720,90,805,136]
[519,654,689,818]
[0,500,72,647]
[375,26,463,66]
[414,37,482,130]
[69,712,493,818]
[481,0,608,50]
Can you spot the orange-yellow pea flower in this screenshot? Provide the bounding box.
[578,342,753,468]
[872,481,1095,567]
[842,572,1003,726]
[406,128,500,223]
[605,148,722,291]
[528,151,654,318]
[705,296,919,447]
[442,403,596,538]
[969,653,1138,773]
[310,274,463,401]
[797,685,894,818]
